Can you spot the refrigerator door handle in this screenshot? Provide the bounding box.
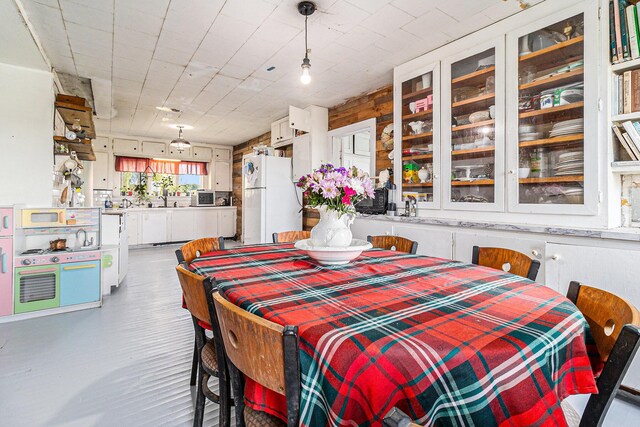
[1,253,6,273]
[2,215,8,229]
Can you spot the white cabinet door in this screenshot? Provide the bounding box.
[545,242,640,389]
[271,121,281,146]
[141,141,167,156]
[193,146,213,161]
[454,231,545,283]
[214,148,230,161]
[215,161,231,192]
[354,133,369,155]
[392,225,453,259]
[218,209,236,238]
[351,218,393,241]
[195,209,218,237]
[289,106,311,132]
[342,136,353,154]
[292,134,311,182]
[168,146,192,159]
[93,151,110,190]
[169,209,195,242]
[126,212,140,245]
[113,138,140,155]
[140,211,167,244]
[93,136,110,153]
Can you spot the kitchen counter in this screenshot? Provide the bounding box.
[103,206,235,214]
[356,213,640,242]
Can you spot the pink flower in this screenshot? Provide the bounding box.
[344,186,356,197]
[342,195,351,205]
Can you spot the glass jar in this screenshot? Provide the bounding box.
[530,148,548,178]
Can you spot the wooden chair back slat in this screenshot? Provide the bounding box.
[367,235,418,254]
[180,237,223,265]
[273,231,311,243]
[176,265,210,325]
[472,246,540,281]
[570,282,640,361]
[212,292,287,395]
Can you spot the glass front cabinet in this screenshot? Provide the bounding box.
[393,0,599,218]
[395,62,441,209]
[506,2,598,214]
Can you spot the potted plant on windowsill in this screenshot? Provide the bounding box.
[296,164,374,247]
[133,174,150,205]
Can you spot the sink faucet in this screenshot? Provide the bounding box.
[160,189,168,208]
[122,198,133,209]
[76,228,88,247]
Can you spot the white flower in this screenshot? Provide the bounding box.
[349,178,365,195]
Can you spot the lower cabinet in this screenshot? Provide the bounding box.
[218,209,236,238]
[127,212,139,245]
[169,210,195,242]
[195,210,218,237]
[393,225,453,259]
[351,218,392,240]
[140,212,168,244]
[60,261,101,306]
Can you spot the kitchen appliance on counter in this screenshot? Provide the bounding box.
[13,250,100,313]
[355,188,388,215]
[191,190,216,206]
[0,207,14,317]
[242,154,302,244]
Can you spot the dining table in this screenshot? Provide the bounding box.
[188,243,598,427]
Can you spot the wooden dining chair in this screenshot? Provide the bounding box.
[471,246,541,281]
[367,235,418,254]
[175,265,232,427]
[211,291,300,427]
[561,281,640,427]
[177,237,225,265]
[272,230,311,243]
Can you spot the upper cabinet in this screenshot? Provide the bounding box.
[397,62,441,209]
[442,39,505,211]
[141,141,167,156]
[506,2,597,215]
[271,117,295,147]
[113,138,140,155]
[193,146,213,161]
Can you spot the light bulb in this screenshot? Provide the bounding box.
[300,66,311,84]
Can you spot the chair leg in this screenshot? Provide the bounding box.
[190,338,198,386]
[219,365,232,427]
[229,362,246,427]
[193,361,206,427]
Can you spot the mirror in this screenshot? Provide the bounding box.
[328,118,376,177]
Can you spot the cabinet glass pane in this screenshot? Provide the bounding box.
[401,72,434,203]
[449,48,496,204]
[517,14,584,205]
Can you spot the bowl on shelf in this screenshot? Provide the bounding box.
[518,167,531,178]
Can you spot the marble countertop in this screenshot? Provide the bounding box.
[356,214,640,242]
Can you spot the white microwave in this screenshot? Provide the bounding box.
[191,191,216,206]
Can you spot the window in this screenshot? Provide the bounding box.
[119,172,204,196]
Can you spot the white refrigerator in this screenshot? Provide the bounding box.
[242,155,302,244]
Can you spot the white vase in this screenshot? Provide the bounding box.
[310,206,353,248]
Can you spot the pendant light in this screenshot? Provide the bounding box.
[298,1,316,85]
[170,126,191,152]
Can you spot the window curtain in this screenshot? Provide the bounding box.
[115,156,207,175]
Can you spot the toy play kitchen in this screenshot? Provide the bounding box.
[3,207,103,320]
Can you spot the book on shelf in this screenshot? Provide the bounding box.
[620,0,631,60]
[627,4,640,59]
[612,69,640,114]
[610,1,640,63]
[621,120,640,156]
[613,125,640,160]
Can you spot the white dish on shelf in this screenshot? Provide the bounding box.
[294,239,373,265]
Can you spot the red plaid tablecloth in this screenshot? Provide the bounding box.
[189,244,597,427]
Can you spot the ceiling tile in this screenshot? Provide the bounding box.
[401,9,457,40]
[153,47,194,66]
[66,22,112,48]
[251,17,300,45]
[359,4,414,37]
[113,26,158,50]
[220,0,277,26]
[147,59,185,81]
[219,63,253,80]
[114,0,169,18]
[59,1,113,33]
[114,7,164,36]
[64,0,114,13]
[345,0,391,14]
[391,0,440,18]
[321,1,371,34]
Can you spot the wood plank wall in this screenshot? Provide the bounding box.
[232,84,393,237]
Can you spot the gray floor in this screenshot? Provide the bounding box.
[0,244,221,427]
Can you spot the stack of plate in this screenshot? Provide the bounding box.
[563,187,584,204]
[553,151,583,176]
[548,118,583,137]
[519,132,542,141]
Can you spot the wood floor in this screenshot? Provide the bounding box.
[0,244,221,426]
[0,243,638,426]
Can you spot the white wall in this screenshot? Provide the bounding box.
[0,63,54,207]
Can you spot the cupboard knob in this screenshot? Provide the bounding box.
[531,250,540,258]
[433,174,439,179]
[551,254,560,261]
[508,170,515,174]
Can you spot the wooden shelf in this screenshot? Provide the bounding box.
[451,66,495,86]
[452,93,495,109]
[451,179,494,186]
[53,136,96,161]
[403,183,433,188]
[612,57,640,73]
[402,153,433,161]
[519,101,583,119]
[519,68,583,92]
[519,175,584,184]
[612,111,640,122]
[402,87,433,100]
[452,146,495,158]
[55,95,96,139]
[402,109,432,120]
[611,161,640,174]
[402,132,433,141]
[519,134,584,148]
[519,36,584,63]
[451,119,495,133]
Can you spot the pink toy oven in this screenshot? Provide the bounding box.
[0,207,13,317]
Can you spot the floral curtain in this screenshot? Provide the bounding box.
[114,156,207,175]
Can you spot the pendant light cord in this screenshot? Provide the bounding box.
[304,15,308,59]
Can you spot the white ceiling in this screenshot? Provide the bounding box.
[19,0,543,146]
[0,1,48,70]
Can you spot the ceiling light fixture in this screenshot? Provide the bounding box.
[298,1,316,85]
[169,125,191,153]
